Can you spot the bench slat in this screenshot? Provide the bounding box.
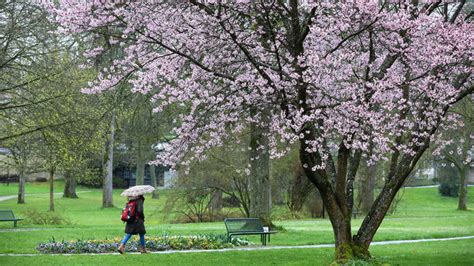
[224,218,276,246]
[224,218,264,233]
[0,210,16,219]
[0,210,23,227]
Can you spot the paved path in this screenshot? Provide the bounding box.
[0,191,91,202]
[0,195,18,201]
[1,235,473,257]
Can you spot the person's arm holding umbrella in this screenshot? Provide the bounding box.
[137,195,145,221]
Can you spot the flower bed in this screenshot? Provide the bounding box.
[37,234,251,254]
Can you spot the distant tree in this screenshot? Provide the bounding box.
[168,137,252,219]
[35,57,102,208]
[437,164,459,197]
[435,97,473,210]
[2,134,39,204]
[272,147,317,216]
[102,109,115,207]
[3,46,103,206]
[0,0,59,136]
[127,94,162,186]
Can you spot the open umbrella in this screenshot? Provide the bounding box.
[120,185,155,197]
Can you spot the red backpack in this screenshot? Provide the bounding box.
[121,200,138,222]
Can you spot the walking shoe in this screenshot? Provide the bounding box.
[139,246,147,254]
[118,244,125,254]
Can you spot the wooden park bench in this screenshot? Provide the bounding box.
[0,210,23,227]
[224,218,276,246]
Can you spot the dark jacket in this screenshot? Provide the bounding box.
[125,196,146,235]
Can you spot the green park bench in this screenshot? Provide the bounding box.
[0,210,23,227]
[224,218,276,246]
[352,208,362,219]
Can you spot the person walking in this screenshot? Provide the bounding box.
[118,195,147,254]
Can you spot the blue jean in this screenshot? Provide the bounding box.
[121,233,145,247]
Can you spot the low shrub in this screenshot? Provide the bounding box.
[0,174,19,183]
[171,210,247,224]
[23,209,70,225]
[37,234,251,254]
[439,183,459,197]
[222,195,241,208]
[76,167,102,188]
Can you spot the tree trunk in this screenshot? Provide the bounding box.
[458,129,471,211]
[102,111,115,208]
[248,109,271,225]
[306,189,324,218]
[150,164,159,199]
[273,185,285,205]
[209,189,223,215]
[458,166,468,210]
[353,184,396,250]
[326,183,370,261]
[299,135,371,262]
[354,155,416,250]
[135,140,145,186]
[17,168,26,204]
[334,220,371,262]
[63,169,78,198]
[49,165,55,211]
[358,161,376,213]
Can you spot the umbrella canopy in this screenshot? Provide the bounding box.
[121,185,155,197]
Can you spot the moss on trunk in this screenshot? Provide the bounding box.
[334,242,371,264]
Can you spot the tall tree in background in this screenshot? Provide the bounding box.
[88,28,127,208]
[248,108,272,224]
[3,135,38,204]
[52,1,473,261]
[102,109,115,207]
[167,137,253,221]
[123,93,164,186]
[32,51,101,209]
[130,95,150,186]
[435,96,473,210]
[2,40,103,207]
[1,1,104,204]
[1,0,57,202]
[357,146,378,213]
[0,0,57,130]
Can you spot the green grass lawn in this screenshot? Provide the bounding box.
[1,239,473,265]
[0,182,473,265]
[0,181,72,196]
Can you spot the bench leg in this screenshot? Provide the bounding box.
[14,221,17,228]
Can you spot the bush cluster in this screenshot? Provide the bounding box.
[37,234,251,254]
[23,209,70,225]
